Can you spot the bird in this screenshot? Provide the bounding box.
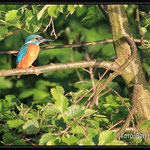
[16,34,53,78]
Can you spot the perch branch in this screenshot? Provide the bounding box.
[0,60,119,77]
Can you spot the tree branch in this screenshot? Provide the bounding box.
[0,60,119,77]
[4,25,27,38]
[90,55,132,109]
[0,39,147,55]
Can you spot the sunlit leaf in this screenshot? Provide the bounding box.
[39,133,58,145]
[22,119,39,134]
[99,131,116,145]
[7,119,24,128]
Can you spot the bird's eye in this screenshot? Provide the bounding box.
[37,38,42,41]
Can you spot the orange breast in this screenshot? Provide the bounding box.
[17,44,40,69]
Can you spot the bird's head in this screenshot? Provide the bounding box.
[25,34,53,45]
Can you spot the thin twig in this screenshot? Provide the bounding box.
[44,16,57,39]
[44,16,52,32]
[4,25,26,38]
[75,80,90,84]
[84,47,98,105]
[0,39,147,55]
[111,127,137,133]
[70,47,83,81]
[62,125,71,136]
[108,120,125,131]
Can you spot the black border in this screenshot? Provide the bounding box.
[0,0,149,5]
[0,0,150,149]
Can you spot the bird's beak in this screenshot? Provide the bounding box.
[39,38,54,44]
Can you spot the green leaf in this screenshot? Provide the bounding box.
[81,6,99,22]
[78,5,83,8]
[0,100,9,112]
[47,137,63,145]
[2,132,16,144]
[25,15,42,33]
[39,133,57,145]
[107,140,126,145]
[5,10,18,21]
[25,10,33,21]
[86,127,99,144]
[42,105,58,116]
[99,130,116,145]
[2,131,28,145]
[83,109,96,117]
[7,119,24,128]
[64,105,85,120]
[22,119,39,134]
[0,77,13,89]
[51,86,68,113]
[79,139,94,145]
[51,86,65,100]
[86,119,99,129]
[5,95,17,102]
[48,5,58,18]
[67,5,76,15]
[139,11,150,21]
[143,63,150,75]
[141,27,147,34]
[35,79,51,90]
[70,125,85,136]
[33,89,50,100]
[37,5,49,21]
[13,139,29,145]
[139,120,150,129]
[0,96,17,113]
[0,26,8,40]
[55,96,68,113]
[5,9,21,28]
[62,134,79,145]
[58,5,66,13]
[19,88,35,99]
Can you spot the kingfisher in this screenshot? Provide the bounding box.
[16,34,53,78]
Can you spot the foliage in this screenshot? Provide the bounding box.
[0,4,149,146]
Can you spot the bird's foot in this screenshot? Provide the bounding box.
[31,65,36,69]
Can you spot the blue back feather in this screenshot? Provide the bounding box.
[16,44,29,64]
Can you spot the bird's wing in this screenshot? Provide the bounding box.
[16,44,29,64]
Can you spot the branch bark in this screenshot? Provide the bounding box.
[0,60,119,77]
